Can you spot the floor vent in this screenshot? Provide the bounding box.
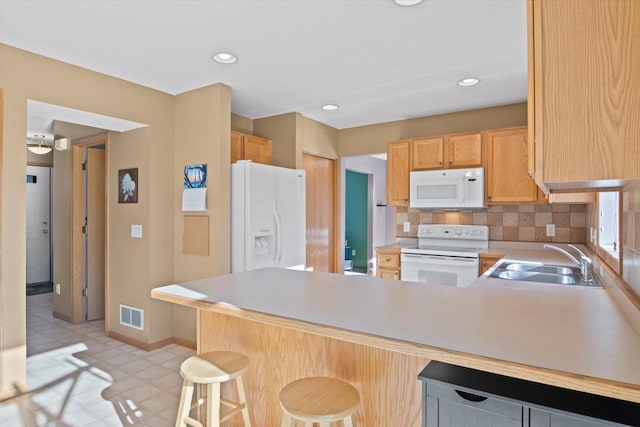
[120,304,144,330]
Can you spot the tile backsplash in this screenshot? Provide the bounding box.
[395,204,587,244]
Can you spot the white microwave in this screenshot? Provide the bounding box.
[410,167,485,209]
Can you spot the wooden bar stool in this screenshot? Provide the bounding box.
[279,377,360,427]
[176,351,252,427]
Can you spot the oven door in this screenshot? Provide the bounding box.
[401,253,479,287]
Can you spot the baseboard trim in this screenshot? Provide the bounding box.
[0,384,29,402]
[53,311,72,323]
[173,337,197,350]
[107,331,196,352]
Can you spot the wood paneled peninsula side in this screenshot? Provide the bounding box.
[152,268,640,426]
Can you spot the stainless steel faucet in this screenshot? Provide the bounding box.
[543,244,593,283]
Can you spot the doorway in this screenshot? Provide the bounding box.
[341,154,394,275]
[345,170,370,274]
[26,165,52,291]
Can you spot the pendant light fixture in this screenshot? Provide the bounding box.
[27,134,53,155]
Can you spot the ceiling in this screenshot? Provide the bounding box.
[0,0,528,131]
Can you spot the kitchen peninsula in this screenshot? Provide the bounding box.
[151,267,640,426]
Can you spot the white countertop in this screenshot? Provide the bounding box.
[152,265,640,396]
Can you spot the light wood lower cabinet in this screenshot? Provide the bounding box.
[376,247,401,280]
[479,253,504,276]
[231,131,272,165]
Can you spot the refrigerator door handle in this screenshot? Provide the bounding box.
[275,208,284,267]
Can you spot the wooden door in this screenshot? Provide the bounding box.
[26,165,51,285]
[412,137,444,170]
[387,140,411,206]
[230,131,243,163]
[86,147,105,320]
[486,127,538,204]
[72,135,108,323]
[447,132,482,167]
[303,154,335,273]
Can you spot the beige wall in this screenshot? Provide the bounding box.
[231,113,253,134]
[301,116,339,160]
[339,103,528,156]
[0,43,176,398]
[52,146,72,319]
[254,112,340,167]
[172,84,231,343]
[254,112,300,168]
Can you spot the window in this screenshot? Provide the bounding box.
[598,191,620,260]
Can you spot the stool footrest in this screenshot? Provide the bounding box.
[220,404,246,423]
[183,415,204,427]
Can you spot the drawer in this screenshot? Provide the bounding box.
[425,381,523,426]
[378,253,400,268]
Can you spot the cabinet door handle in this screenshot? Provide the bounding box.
[448,161,452,165]
[487,196,492,200]
[455,390,488,402]
[438,161,443,166]
[385,258,391,262]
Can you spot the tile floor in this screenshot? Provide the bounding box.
[0,293,195,426]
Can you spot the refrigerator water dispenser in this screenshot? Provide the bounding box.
[253,223,274,256]
[254,236,273,256]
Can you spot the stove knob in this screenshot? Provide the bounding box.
[456,229,463,236]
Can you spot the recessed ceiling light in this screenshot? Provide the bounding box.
[457,78,480,87]
[212,52,237,64]
[394,0,424,6]
[322,104,339,111]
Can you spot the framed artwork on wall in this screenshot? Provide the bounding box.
[118,168,138,203]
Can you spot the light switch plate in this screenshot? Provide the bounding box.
[352,249,356,256]
[403,221,411,232]
[131,224,143,238]
[55,283,61,295]
[546,224,556,237]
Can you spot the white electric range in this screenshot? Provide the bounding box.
[400,224,489,287]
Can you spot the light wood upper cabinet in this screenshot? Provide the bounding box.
[485,127,538,204]
[447,132,482,168]
[528,0,640,191]
[412,132,482,171]
[387,140,411,206]
[412,137,444,170]
[231,132,244,163]
[231,131,272,165]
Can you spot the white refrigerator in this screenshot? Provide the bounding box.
[231,161,306,272]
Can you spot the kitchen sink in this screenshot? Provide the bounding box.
[488,262,602,288]
[504,263,574,275]
[495,270,576,284]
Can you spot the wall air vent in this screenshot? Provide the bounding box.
[120,304,144,330]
